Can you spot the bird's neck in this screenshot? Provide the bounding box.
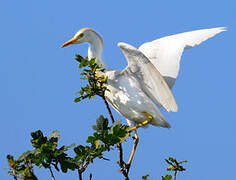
[88,34,105,68]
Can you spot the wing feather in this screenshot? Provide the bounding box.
[118,42,178,112]
[139,27,226,88]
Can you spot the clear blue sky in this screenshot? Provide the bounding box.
[0,0,235,179]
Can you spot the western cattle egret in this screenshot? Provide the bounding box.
[61,27,226,169]
[61,27,226,128]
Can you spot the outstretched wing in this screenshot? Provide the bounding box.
[139,27,227,88]
[118,42,178,112]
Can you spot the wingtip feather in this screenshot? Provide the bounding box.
[118,42,137,50]
[166,103,178,112]
[118,42,128,48]
[219,27,227,31]
[172,105,178,112]
[213,27,227,33]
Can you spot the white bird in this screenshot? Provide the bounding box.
[61,27,226,168]
[61,27,226,129]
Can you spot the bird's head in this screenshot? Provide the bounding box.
[61,28,103,48]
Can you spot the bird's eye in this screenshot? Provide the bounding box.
[78,33,84,39]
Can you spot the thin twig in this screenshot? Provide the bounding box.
[78,161,90,180]
[78,170,83,180]
[12,173,17,180]
[102,96,115,123]
[24,158,38,180]
[82,161,90,172]
[10,168,18,180]
[174,170,177,180]
[118,143,129,180]
[101,95,129,180]
[49,167,56,180]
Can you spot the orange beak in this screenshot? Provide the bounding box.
[61,37,77,48]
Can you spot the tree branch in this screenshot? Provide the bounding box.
[117,143,129,180]
[9,167,18,180]
[77,160,90,180]
[102,96,115,124]
[24,158,38,180]
[174,170,177,180]
[78,170,83,180]
[11,171,17,180]
[101,95,129,180]
[49,167,56,180]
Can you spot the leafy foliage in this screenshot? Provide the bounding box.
[7,154,38,180]
[74,115,129,175]
[162,157,187,180]
[162,174,172,180]
[88,116,129,150]
[7,117,129,179]
[7,130,76,179]
[165,157,187,172]
[30,130,76,172]
[74,54,108,102]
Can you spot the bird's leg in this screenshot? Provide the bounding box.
[126,130,139,173]
[126,112,154,173]
[129,112,154,132]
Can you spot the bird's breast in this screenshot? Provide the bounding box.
[104,73,158,122]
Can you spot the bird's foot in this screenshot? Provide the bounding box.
[128,112,154,132]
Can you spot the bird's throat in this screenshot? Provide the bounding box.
[88,37,105,68]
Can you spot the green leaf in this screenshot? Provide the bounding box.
[74,54,109,102]
[165,157,187,172]
[86,136,96,144]
[7,154,14,162]
[74,145,86,155]
[59,157,77,173]
[167,166,175,171]
[92,115,109,132]
[179,160,188,164]
[74,97,81,103]
[162,174,172,180]
[110,120,129,143]
[89,58,96,65]
[168,157,175,163]
[74,54,84,63]
[31,130,48,148]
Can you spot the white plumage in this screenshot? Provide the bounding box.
[139,27,226,88]
[61,27,226,128]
